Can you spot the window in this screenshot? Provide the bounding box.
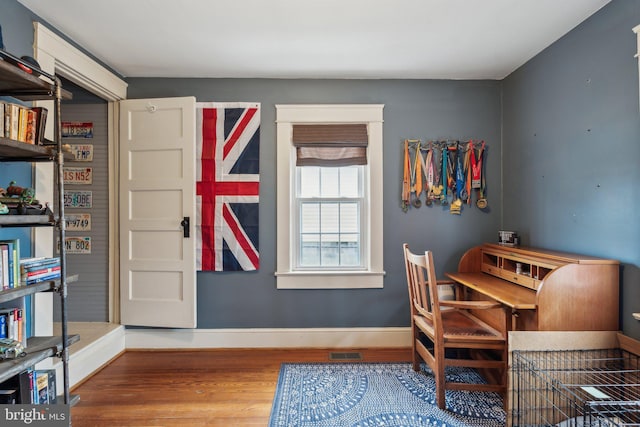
[296,166,364,269]
[275,104,384,289]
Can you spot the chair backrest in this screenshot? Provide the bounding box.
[403,244,443,334]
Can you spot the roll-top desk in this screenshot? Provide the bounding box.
[446,243,619,333]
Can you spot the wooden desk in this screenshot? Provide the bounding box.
[446,244,619,333]
[445,272,536,310]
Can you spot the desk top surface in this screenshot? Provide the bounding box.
[445,272,537,310]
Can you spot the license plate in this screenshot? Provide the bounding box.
[60,237,92,254]
[65,213,91,231]
[69,144,93,162]
[64,191,92,208]
[62,121,93,138]
[64,167,93,184]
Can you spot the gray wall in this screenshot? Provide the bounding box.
[127,79,503,328]
[502,0,640,338]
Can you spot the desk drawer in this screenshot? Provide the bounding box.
[481,263,501,277]
[500,270,536,290]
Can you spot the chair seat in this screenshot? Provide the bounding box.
[414,310,504,341]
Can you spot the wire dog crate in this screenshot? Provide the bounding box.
[511,347,640,426]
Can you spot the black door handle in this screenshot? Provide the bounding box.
[181,217,190,238]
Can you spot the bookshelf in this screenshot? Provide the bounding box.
[0,54,77,405]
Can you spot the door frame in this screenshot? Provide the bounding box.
[33,22,128,323]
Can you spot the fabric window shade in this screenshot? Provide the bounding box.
[292,124,368,166]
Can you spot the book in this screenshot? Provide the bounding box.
[0,246,4,290]
[0,314,6,338]
[36,369,57,404]
[25,108,36,144]
[17,106,27,142]
[26,265,61,278]
[35,371,49,404]
[16,309,23,344]
[20,257,60,272]
[26,268,61,284]
[6,103,20,140]
[0,242,13,289]
[0,308,17,340]
[26,272,61,284]
[0,239,20,288]
[0,102,4,137]
[32,107,48,145]
[24,295,32,342]
[0,244,8,290]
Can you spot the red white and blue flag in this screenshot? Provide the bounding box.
[196,102,260,271]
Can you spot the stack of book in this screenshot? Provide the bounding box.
[19,257,61,285]
[0,239,20,290]
[0,307,23,343]
[0,369,57,404]
[0,102,48,145]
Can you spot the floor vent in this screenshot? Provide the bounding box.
[329,351,363,361]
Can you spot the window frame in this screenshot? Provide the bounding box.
[275,104,385,289]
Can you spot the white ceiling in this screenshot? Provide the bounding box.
[18,0,611,80]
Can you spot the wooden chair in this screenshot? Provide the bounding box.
[402,243,507,410]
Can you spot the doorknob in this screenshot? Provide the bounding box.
[181,217,190,238]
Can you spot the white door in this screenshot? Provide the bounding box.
[119,97,197,327]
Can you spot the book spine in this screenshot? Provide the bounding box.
[21,259,61,272]
[26,272,61,284]
[0,102,4,137]
[0,314,6,339]
[26,266,61,277]
[5,241,14,289]
[25,109,36,144]
[8,104,19,140]
[0,245,8,290]
[17,106,27,142]
[17,308,23,345]
[32,107,48,145]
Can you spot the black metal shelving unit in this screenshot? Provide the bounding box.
[0,56,76,405]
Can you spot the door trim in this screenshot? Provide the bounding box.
[33,21,128,323]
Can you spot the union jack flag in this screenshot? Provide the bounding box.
[196,102,260,271]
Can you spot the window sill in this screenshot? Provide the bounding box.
[275,270,385,289]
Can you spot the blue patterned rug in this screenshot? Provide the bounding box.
[268,362,505,427]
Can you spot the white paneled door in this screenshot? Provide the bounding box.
[119,97,197,327]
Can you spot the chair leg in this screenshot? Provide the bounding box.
[411,325,421,372]
[434,346,446,410]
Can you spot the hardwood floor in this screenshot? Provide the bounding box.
[70,348,411,426]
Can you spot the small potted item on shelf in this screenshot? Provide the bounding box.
[0,187,6,214]
[1,181,50,215]
[0,338,26,360]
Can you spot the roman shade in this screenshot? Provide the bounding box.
[292,124,368,166]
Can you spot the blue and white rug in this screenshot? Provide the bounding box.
[268,362,505,427]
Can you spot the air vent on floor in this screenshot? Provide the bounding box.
[329,351,363,361]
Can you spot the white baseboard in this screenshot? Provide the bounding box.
[125,327,412,349]
[50,324,126,395]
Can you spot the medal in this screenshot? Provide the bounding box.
[425,148,434,206]
[402,140,410,212]
[441,145,448,205]
[412,142,422,208]
[476,141,488,209]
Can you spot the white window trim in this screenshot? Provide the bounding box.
[275,104,385,289]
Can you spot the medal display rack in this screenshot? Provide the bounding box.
[401,139,488,214]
